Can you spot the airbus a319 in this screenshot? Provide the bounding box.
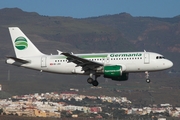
[6,27,173,86]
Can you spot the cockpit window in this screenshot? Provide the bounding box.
[156,56,165,59]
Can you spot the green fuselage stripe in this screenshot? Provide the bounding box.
[51,54,108,59]
[79,55,107,58]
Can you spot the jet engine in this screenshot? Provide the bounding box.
[103,65,128,81]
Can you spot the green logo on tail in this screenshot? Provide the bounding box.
[15,37,28,50]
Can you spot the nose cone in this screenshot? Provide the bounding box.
[166,60,173,68]
[169,60,173,68]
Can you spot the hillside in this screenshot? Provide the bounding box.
[84,13,180,70]
[0,8,133,54]
[0,8,179,69]
[0,8,179,96]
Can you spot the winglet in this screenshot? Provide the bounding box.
[57,50,62,55]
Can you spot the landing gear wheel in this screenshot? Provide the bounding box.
[145,71,150,83]
[92,80,99,86]
[87,78,93,84]
[146,79,151,83]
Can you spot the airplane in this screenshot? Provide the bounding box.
[6,27,173,86]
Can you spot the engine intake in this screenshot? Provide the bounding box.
[103,65,128,81]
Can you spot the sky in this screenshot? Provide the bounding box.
[0,0,180,18]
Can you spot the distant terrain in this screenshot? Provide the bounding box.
[0,8,179,105]
[0,8,179,69]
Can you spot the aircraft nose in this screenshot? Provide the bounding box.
[167,60,173,68]
[169,61,173,67]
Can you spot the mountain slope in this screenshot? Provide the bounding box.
[0,8,179,85]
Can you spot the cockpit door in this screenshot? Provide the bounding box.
[144,53,150,64]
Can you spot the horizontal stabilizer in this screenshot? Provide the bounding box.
[6,57,30,65]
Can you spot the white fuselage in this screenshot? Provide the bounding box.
[7,27,174,86]
[8,52,173,75]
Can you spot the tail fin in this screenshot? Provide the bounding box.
[8,27,44,58]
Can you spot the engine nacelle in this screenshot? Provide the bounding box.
[111,73,129,81]
[103,65,128,81]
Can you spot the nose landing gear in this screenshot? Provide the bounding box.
[145,71,150,83]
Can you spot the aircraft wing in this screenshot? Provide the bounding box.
[61,52,103,71]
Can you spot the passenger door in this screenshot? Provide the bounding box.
[144,53,150,64]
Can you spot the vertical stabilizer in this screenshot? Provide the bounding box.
[9,27,44,58]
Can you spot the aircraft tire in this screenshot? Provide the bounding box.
[146,79,151,83]
[92,80,99,86]
[87,78,93,84]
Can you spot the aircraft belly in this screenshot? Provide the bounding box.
[125,62,151,72]
[126,64,141,72]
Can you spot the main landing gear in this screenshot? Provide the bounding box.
[87,74,100,86]
[145,71,150,83]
